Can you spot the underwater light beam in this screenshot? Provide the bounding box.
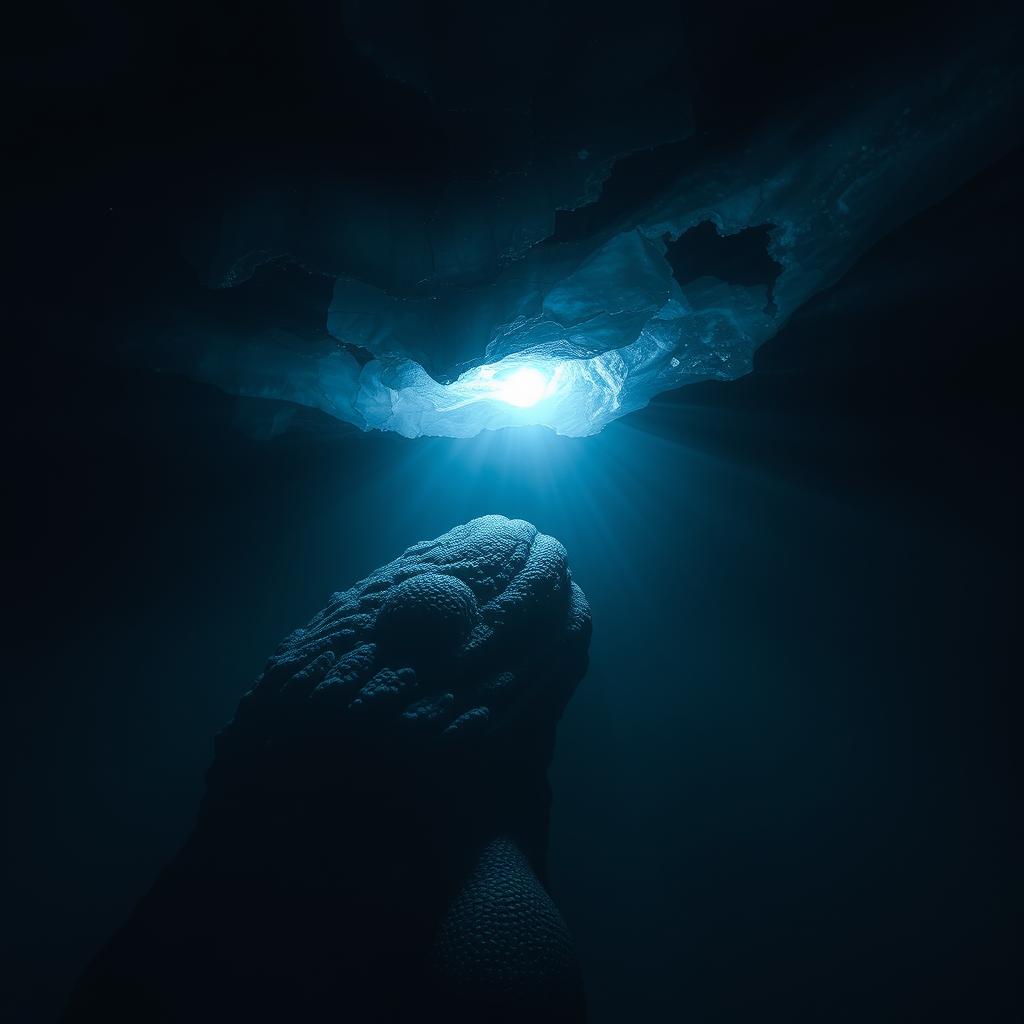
[436,360,565,418]
[492,366,550,408]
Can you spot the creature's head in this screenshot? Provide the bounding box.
[208,516,591,818]
[66,518,591,1022]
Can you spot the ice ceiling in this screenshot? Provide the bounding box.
[134,4,1021,439]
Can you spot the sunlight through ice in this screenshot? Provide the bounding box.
[493,366,550,407]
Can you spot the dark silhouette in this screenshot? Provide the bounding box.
[64,516,591,1023]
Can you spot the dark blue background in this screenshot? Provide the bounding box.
[5,3,1020,1020]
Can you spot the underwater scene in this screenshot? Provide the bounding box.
[6,1,1021,1021]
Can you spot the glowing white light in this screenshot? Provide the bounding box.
[436,360,567,416]
[492,366,550,408]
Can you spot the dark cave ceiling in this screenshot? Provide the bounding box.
[16,1,1022,438]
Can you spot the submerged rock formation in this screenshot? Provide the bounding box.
[64,516,591,1022]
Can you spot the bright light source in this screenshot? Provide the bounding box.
[493,366,550,408]
[437,360,568,420]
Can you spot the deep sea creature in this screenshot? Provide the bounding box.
[64,516,591,1022]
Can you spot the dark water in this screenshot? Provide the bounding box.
[6,149,1020,1020]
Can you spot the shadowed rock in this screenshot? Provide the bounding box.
[64,516,591,1023]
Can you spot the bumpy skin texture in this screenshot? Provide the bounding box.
[65,516,591,1023]
[432,837,582,999]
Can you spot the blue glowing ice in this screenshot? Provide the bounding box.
[133,28,1020,439]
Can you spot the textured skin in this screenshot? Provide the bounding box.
[433,837,583,1015]
[217,515,590,747]
[65,516,590,1023]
